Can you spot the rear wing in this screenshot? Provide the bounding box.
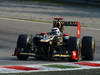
[64,21,81,38]
[64,21,79,26]
[53,17,81,38]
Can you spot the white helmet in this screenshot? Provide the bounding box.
[51,27,61,35]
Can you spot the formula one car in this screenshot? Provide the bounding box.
[13,18,95,61]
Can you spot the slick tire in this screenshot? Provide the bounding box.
[16,34,31,60]
[17,34,30,49]
[81,36,95,60]
[68,37,80,61]
[68,37,80,52]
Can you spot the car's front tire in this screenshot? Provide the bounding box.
[16,34,31,60]
[68,37,80,61]
[81,36,95,60]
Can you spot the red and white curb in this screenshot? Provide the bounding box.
[0,61,100,73]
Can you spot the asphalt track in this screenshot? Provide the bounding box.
[0,69,99,75]
[0,18,100,74]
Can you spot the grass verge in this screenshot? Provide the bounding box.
[1,17,52,23]
[43,64,80,69]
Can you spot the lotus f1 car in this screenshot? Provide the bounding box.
[13,18,95,61]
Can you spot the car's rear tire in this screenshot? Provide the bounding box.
[68,37,80,51]
[16,34,31,60]
[81,36,95,60]
[68,37,80,61]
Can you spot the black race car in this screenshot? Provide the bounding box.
[13,18,95,61]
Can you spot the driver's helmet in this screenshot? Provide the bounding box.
[51,27,61,35]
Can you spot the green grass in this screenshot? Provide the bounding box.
[17,18,52,23]
[43,64,80,69]
[6,17,52,23]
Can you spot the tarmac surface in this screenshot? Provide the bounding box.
[0,69,99,75]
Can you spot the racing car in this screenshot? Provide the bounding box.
[13,18,95,61]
